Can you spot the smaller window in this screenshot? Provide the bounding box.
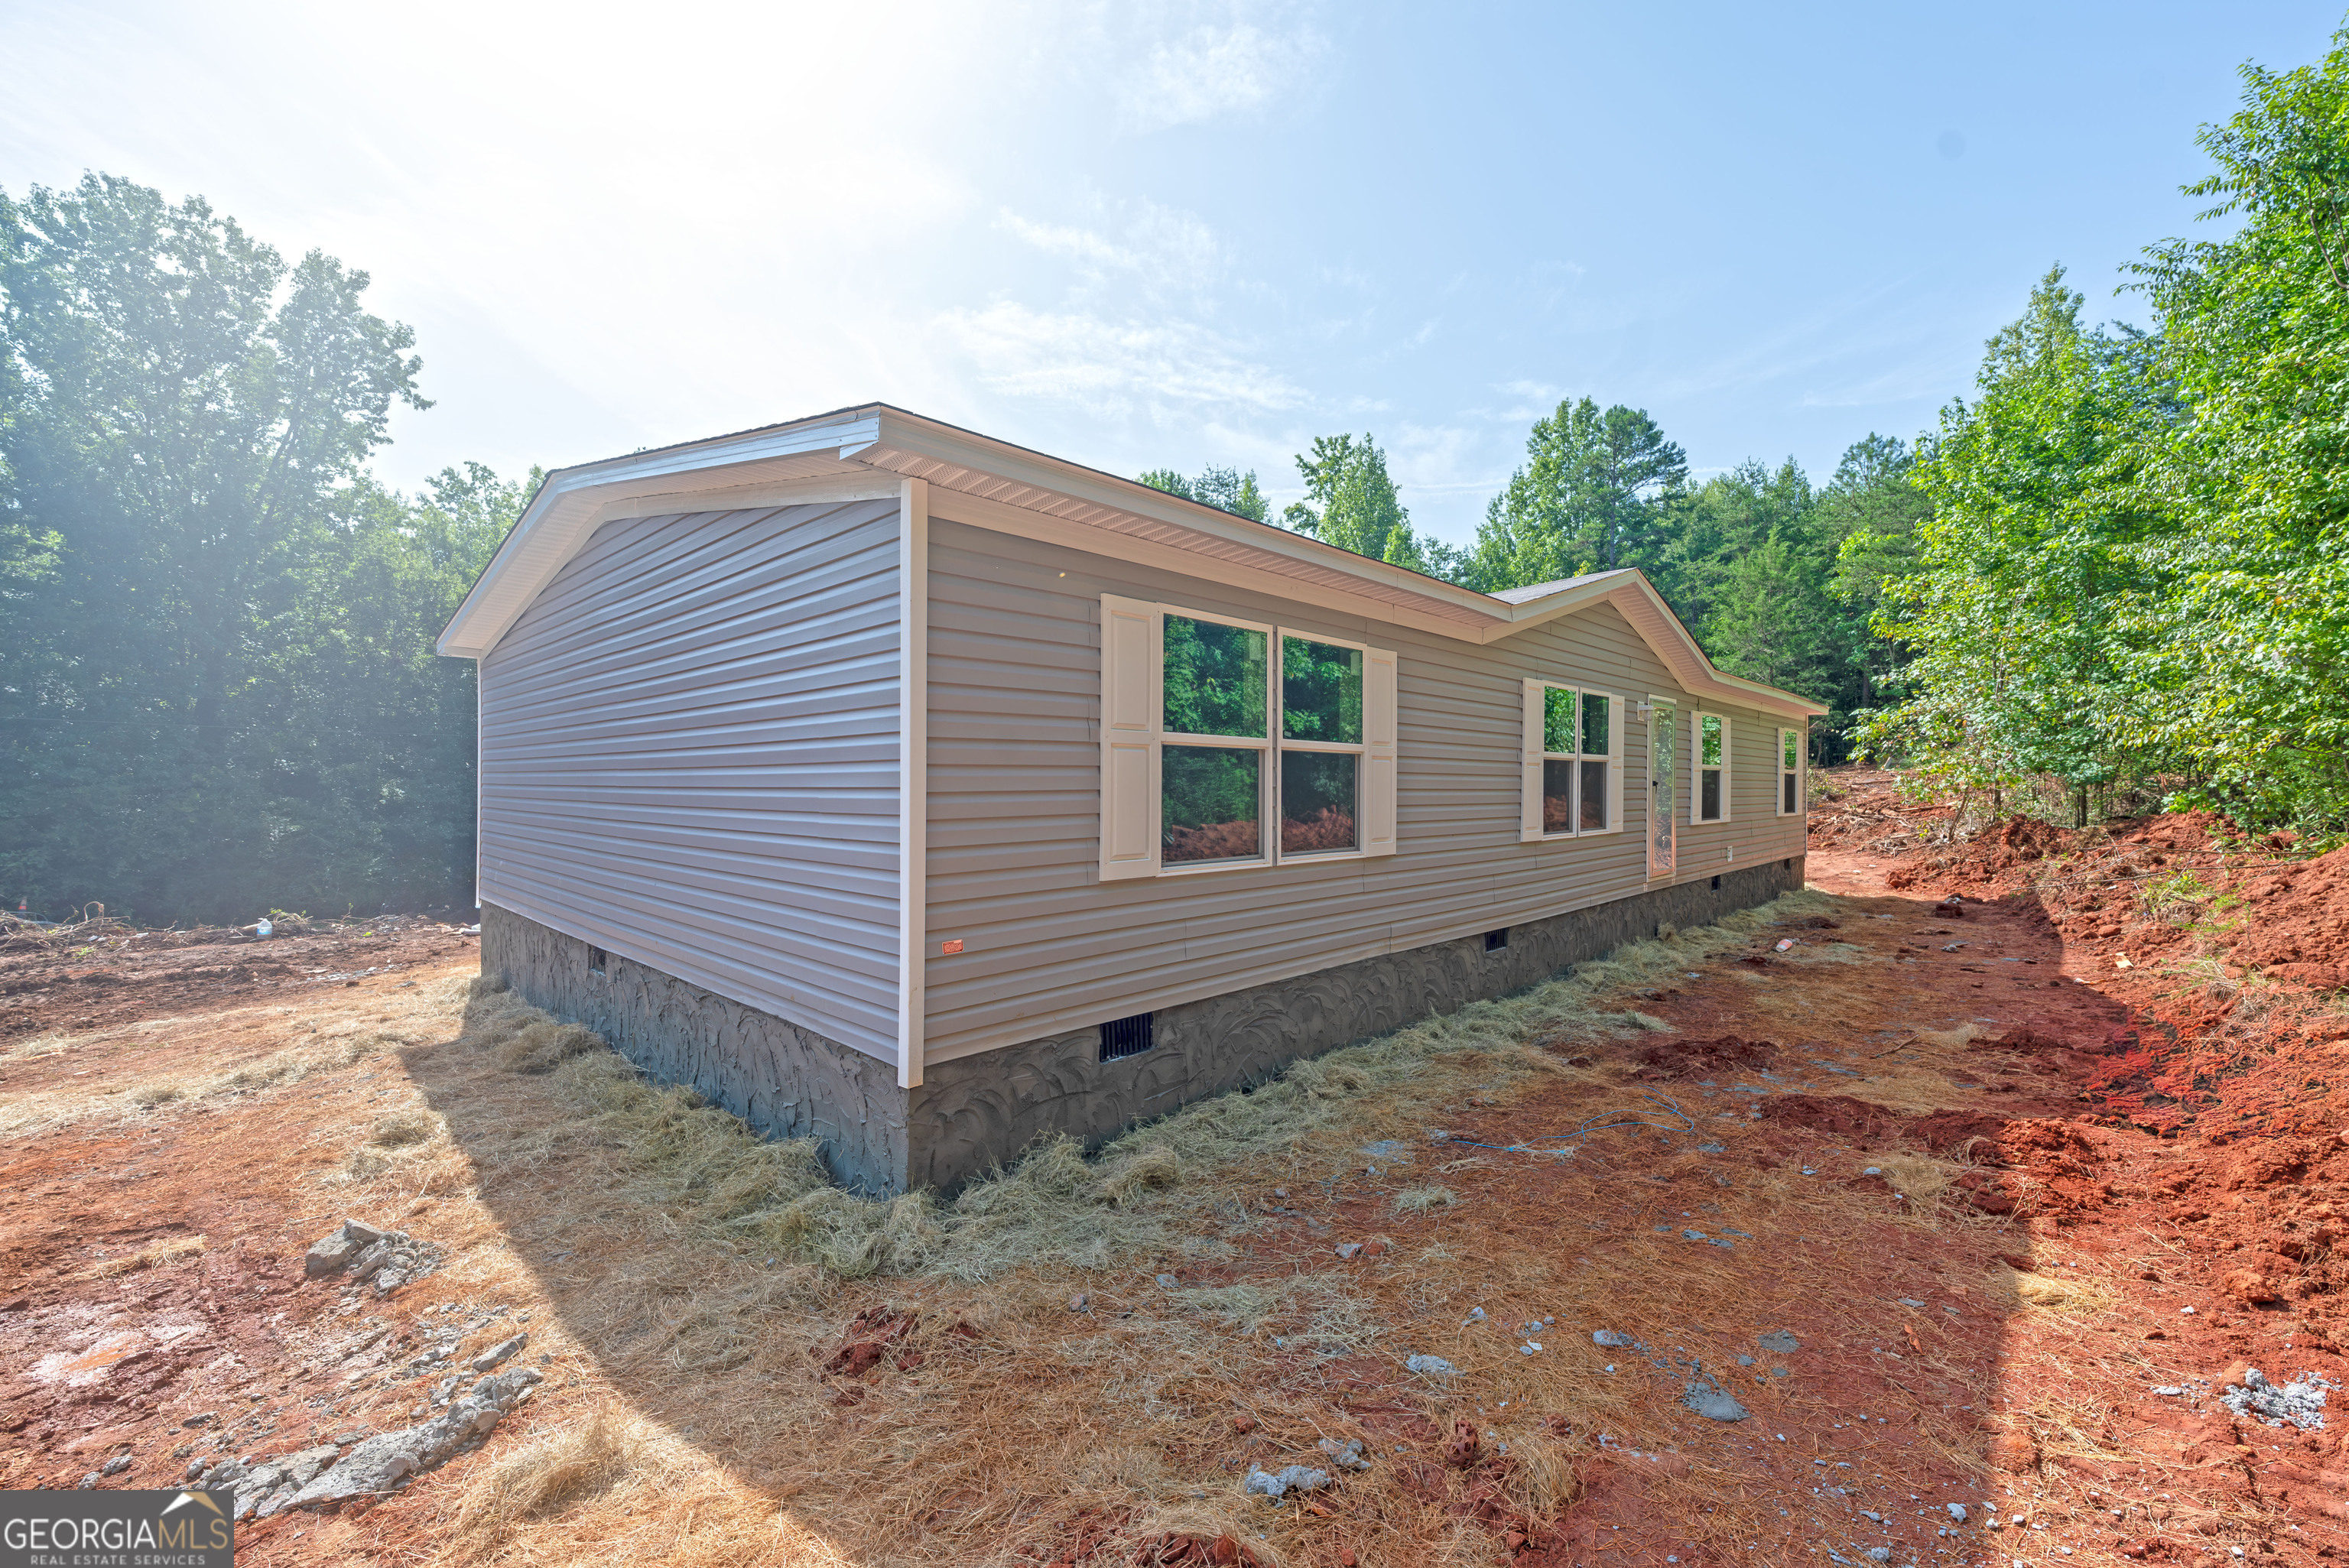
[1100,1012,1155,1062]
[586,945,608,978]
[1697,713,1726,823]
[1779,727,1802,816]
[1536,684,1611,835]
[1485,928,1509,953]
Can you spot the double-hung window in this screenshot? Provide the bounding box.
[1099,596,1397,880]
[1694,711,1729,823]
[1519,680,1623,842]
[1776,726,1804,816]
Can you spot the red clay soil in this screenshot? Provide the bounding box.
[17,778,2349,1566]
[1802,768,2349,1560]
[0,916,479,1043]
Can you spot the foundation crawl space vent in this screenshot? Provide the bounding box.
[1099,1012,1155,1063]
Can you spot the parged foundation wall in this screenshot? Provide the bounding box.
[483,855,1803,1195]
[907,856,1804,1190]
[480,904,910,1193]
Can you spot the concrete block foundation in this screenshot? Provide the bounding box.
[481,854,1804,1195]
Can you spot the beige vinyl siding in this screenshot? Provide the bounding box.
[921,519,1805,1063]
[479,498,902,1060]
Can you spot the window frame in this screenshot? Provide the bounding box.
[1275,628,1373,865]
[1691,709,1730,826]
[1776,725,1805,816]
[1519,680,1624,842]
[1099,595,1398,881]
[1157,606,1277,876]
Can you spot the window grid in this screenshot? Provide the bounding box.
[1278,634,1367,860]
[1155,612,1375,872]
[1696,712,1727,824]
[1537,683,1610,837]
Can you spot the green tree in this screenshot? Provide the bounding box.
[2117,27,2349,825]
[1461,398,1686,589]
[1861,268,2173,816]
[0,174,527,918]
[1138,463,1268,522]
[1281,433,1431,570]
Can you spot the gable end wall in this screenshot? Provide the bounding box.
[476,496,904,1060]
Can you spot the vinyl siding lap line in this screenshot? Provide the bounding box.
[918,520,1802,1063]
[480,499,900,1060]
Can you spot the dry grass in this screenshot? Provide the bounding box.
[0,979,469,1141]
[1994,1264,2118,1316]
[447,1401,650,1561]
[381,888,1899,1566]
[436,892,1847,1294]
[77,1232,206,1280]
[1393,1184,1459,1214]
[12,881,2018,1568]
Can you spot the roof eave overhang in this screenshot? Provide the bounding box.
[434,404,1827,722]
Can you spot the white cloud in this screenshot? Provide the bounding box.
[1493,378,1563,401]
[1122,16,1330,132]
[997,199,1225,297]
[937,300,1308,418]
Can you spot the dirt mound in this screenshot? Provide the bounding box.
[1629,1034,1779,1081]
[1756,1093,1902,1144]
[2224,840,2349,979]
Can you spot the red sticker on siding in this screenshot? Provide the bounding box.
[940,939,963,955]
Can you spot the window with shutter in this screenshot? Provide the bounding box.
[1519,681,1622,839]
[1099,596,1397,876]
[1778,726,1804,816]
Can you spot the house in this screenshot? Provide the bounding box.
[436,404,1826,1193]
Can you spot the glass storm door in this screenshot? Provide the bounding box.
[1649,702,1678,877]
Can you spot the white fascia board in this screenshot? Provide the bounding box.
[926,488,1499,645]
[859,410,1509,626]
[430,398,1826,721]
[435,411,886,657]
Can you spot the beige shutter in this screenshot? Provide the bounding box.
[1099,594,1160,881]
[1688,709,1702,828]
[1362,646,1398,855]
[1596,693,1624,834]
[1519,678,1544,842]
[1717,713,1733,822]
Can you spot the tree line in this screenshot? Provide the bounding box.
[1144,408,1928,759]
[1,175,525,921]
[1152,21,2349,835]
[11,21,2347,922]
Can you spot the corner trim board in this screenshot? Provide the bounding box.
[898,478,930,1089]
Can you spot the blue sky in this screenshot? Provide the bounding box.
[2,2,2340,545]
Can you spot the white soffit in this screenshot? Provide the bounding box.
[436,404,1825,719]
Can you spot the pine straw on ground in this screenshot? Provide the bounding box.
[190,885,2041,1568]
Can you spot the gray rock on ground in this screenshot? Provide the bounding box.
[1681,1376,1750,1422]
[301,1219,440,1296]
[470,1333,528,1372]
[1245,1464,1334,1501]
[305,1219,389,1278]
[284,1366,542,1508]
[1405,1354,1460,1377]
[1756,1329,1800,1353]
[1317,1437,1372,1471]
[2221,1367,2334,1430]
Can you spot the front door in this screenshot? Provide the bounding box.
[1649,701,1677,877]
